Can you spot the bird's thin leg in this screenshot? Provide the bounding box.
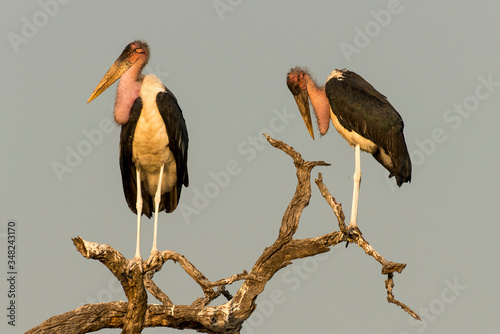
[128,168,143,273]
[151,164,165,254]
[347,144,362,235]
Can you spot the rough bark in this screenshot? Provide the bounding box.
[26,134,419,334]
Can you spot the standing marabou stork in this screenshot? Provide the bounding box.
[87,40,188,270]
[287,67,411,235]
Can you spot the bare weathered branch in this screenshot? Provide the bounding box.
[25,302,128,334]
[386,274,421,320]
[161,250,215,298]
[144,270,172,306]
[72,237,149,333]
[209,270,261,288]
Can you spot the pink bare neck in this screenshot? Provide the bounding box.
[303,74,330,135]
[114,65,143,124]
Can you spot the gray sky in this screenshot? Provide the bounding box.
[1,1,499,333]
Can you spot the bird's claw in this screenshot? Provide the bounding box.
[145,249,163,269]
[345,224,362,247]
[126,256,143,275]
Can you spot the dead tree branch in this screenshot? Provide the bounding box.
[26,134,418,334]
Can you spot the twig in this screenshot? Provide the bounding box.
[314,172,346,232]
[386,274,421,320]
[208,270,262,287]
[313,172,420,320]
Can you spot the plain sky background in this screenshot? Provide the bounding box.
[1,1,499,333]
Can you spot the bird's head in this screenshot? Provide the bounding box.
[287,67,315,140]
[87,40,150,103]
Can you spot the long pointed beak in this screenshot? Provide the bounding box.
[294,89,314,140]
[87,58,134,103]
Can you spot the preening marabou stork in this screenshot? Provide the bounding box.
[287,67,411,235]
[88,40,188,270]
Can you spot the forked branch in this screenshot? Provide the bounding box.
[27,134,418,334]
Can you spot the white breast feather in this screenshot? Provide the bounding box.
[133,74,177,196]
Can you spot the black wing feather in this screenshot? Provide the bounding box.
[325,70,411,185]
[156,87,189,213]
[119,97,154,218]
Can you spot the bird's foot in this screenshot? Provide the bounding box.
[126,255,143,276]
[145,249,163,269]
[345,223,362,247]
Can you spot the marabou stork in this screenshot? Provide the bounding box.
[87,40,188,270]
[287,67,411,235]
